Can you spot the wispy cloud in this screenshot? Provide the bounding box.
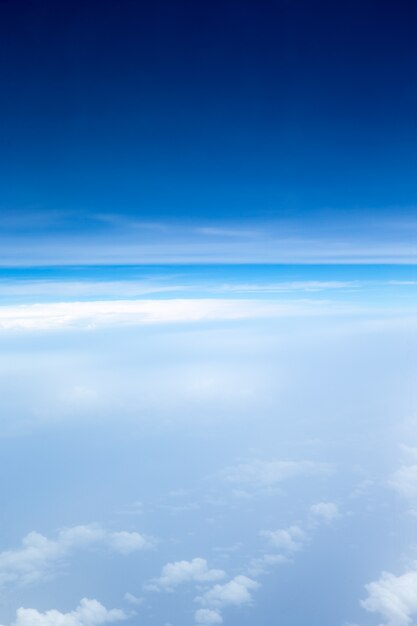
[0,280,188,300]
[221,459,331,489]
[218,281,360,293]
[0,212,416,264]
[0,298,367,331]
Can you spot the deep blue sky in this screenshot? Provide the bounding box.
[1,0,416,226]
[1,6,417,626]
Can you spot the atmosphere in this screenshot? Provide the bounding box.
[0,2,416,626]
[1,0,417,264]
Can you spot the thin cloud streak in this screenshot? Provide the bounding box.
[0,217,416,265]
[0,298,379,331]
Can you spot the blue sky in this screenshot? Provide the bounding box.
[0,0,416,249]
[0,0,416,265]
[0,1,417,626]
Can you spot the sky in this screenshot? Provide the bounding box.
[0,1,417,626]
[0,0,416,263]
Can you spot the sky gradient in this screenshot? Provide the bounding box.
[0,0,416,264]
[0,2,416,626]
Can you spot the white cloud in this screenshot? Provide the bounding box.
[260,501,340,564]
[219,281,359,293]
[196,575,260,609]
[260,526,305,552]
[309,501,340,524]
[123,592,143,606]
[146,558,225,592]
[0,525,152,588]
[361,566,417,626]
[222,459,330,489]
[107,531,150,555]
[0,299,364,331]
[0,598,126,626]
[0,280,186,300]
[390,465,417,500]
[2,214,417,265]
[194,609,223,624]
[247,553,289,576]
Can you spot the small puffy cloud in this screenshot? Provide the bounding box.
[196,575,260,609]
[0,525,152,588]
[390,465,417,500]
[260,526,305,552]
[361,567,417,626]
[247,553,289,576]
[123,592,143,606]
[1,598,126,626]
[146,558,225,592]
[309,501,339,524]
[399,445,417,461]
[222,459,330,489]
[107,531,150,555]
[194,609,223,624]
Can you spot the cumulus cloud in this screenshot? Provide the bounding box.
[361,566,417,626]
[0,525,152,588]
[247,553,289,577]
[196,575,259,609]
[260,526,306,552]
[390,464,417,500]
[106,531,150,554]
[259,502,341,569]
[0,598,126,626]
[145,558,225,592]
[221,459,330,489]
[194,609,223,624]
[309,501,340,524]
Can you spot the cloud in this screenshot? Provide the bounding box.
[247,553,289,576]
[0,525,153,588]
[361,567,417,626]
[309,501,340,524]
[390,464,417,500]
[260,526,306,552]
[222,459,330,489]
[218,281,359,293]
[123,592,143,606]
[0,280,187,300]
[194,609,223,624]
[107,531,150,554]
[0,299,365,331]
[259,502,341,566]
[145,558,225,592]
[2,212,417,265]
[0,598,126,626]
[196,575,260,609]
